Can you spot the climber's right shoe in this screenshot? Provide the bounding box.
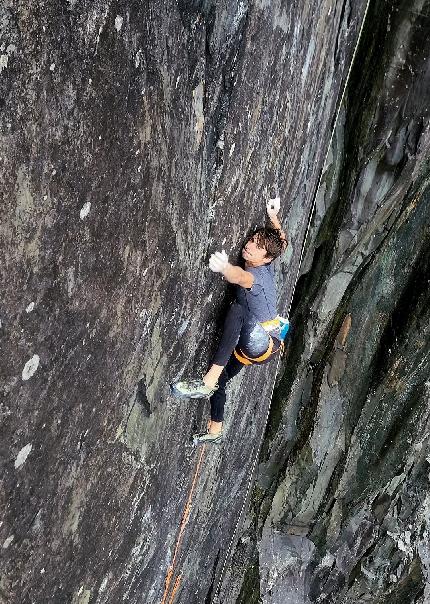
[170,379,218,399]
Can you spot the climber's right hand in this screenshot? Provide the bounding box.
[209,250,229,273]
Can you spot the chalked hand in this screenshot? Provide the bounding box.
[209,250,229,273]
[266,197,280,217]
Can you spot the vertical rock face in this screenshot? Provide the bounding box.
[1,1,379,603]
[222,1,430,603]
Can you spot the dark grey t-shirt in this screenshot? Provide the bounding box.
[236,263,278,332]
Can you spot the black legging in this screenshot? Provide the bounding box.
[210,302,278,423]
[210,355,244,422]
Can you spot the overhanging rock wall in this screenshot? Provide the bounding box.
[2,2,367,603]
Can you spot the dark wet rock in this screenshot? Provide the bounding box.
[220,1,430,602]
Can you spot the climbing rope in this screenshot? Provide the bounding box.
[160,445,206,604]
[160,3,372,602]
[211,1,372,601]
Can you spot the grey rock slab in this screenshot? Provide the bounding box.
[258,529,316,604]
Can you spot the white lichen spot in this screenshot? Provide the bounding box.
[114,15,123,32]
[139,308,150,320]
[301,38,316,88]
[80,201,91,220]
[15,443,33,468]
[0,55,9,72]
[22,355,40,380]
[99,575,109,593]
[178,319,189,337]
[321,552,335,566]
[0,44,17,73]
[2,535,14,549]
[26,302,35,313]
[67,267,75,297]
[233,1,246,29]
[72,587,91,604]
[192,82,204,145]
[50,63,55,71]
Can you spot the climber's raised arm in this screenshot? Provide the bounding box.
[209,251,254,288]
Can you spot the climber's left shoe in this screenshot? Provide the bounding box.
[192,430,223,446]
[170,379,218,399]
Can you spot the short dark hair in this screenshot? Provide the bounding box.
[249,227,288,260]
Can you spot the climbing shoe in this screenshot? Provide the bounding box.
[192,430,223,446]
[170,379,218,399]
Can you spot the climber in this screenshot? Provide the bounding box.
[171,198,289,445]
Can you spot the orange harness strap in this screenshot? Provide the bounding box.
[234,337,283,366]
[233,349,253,365]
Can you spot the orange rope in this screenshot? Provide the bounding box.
[160,445,206,604]
[168,575,182,604]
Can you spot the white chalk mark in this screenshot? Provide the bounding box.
[115,15,123,32]
[2,535,14,549]
[22,355,40,380]
[15,443,32,469]
[80,202,91,220]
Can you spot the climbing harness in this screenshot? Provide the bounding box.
[160,1,371,601]
[234,336,275,365]
[233,316,289,365]
[234,336,283,366]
